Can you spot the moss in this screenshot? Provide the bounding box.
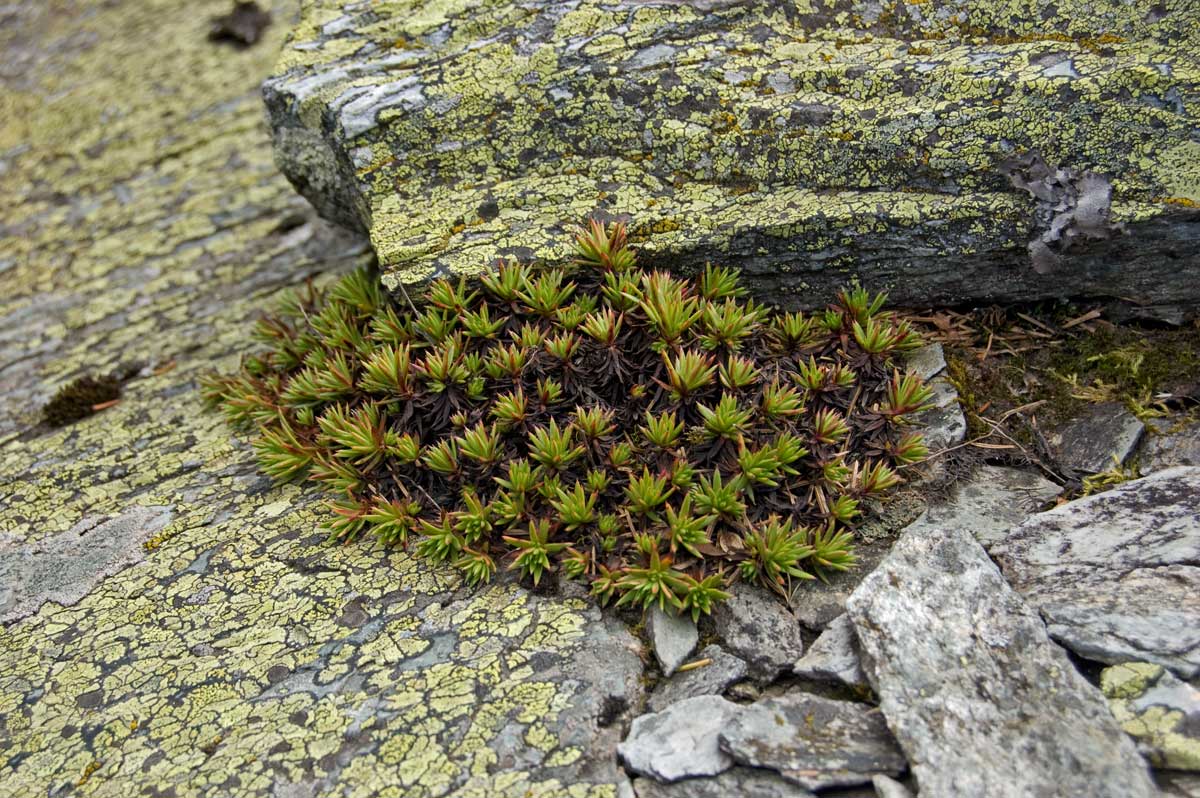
[207,222,934,617]
[41,375,122,428]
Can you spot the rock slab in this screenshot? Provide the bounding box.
[907,464,1061,549]
[719,693,905,790]
[992,466,1200,677]
[265,0,1200,317]
[846,524,1157,798]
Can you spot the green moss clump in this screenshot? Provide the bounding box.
[42,375,122,427]
[204,221,931,617]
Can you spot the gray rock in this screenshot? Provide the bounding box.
[992,466,1200,677]
[792,614,868,690]
[906,464,1061,549]
[872,775,915,798]
[1101,661,1200,770]
[718,692,906,790]
[912,377,966,453]
[846,524,1158,798]
[1159,771,1200,798]
[1049,401,1145,474]
[265,1,1200,319]
[618,695,741,782]
[648,644,748,713]
[1140,418,1200,474]
[709,584,804,681]
[0,506,174,624]
[647,605,698,677]
[790,543,891,632]
[904,343,947,382]
[632,768,816,798]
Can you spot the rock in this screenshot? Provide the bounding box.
[1159,771,1200,798]
[872,775,915,798]
[0,3,644,794]
[264,1,1200,317]
[1140,418,1200,474]
[792,614,868,690]
[903,343,947,382]
[906,464,1061,549]
[718,692,906,790]
[618,695,741,782]
[647,605,698,677]
[647,644,748,713]
[708,584,804,681]
[1101,662,1200,770]
[632,768,816,798]
[846,525,1158,798]
[992,467,1200,677]
[1049,401,1145,473]
[912,377,967,453]
[790,542,890,632]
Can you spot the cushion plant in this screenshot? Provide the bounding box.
[204,221,932,618]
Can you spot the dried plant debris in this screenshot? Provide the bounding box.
[208,1,271,47]
[42,375,122,427]
[1002,153,1124,274]
[203,221,932,616]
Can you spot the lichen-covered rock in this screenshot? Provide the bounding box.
[846,525,1158,798]
[1139,417,1200,474]
[0,2,646,795]
[264,0,1200,316]
[632,768,817,798]
[1102,662,1200,770]
[992,466,1200,677]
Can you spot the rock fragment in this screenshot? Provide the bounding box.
[1049,401,1145,473]
[617,695,741,782]
[792,614,868,690]
[847,524,1158,798]
[992,466,1200,677]
[708,584,804,680]
[647,644,748,713]
[632,768,816,798]
[718,692,905,790]
[647,605,698,677]
[1139,418,1200,474]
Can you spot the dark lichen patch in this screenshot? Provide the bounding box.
[41,375,122,428]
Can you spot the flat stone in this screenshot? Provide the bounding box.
[708,583,804,681]
[903,343,947,382]
[632,768,816,798]
[992,467,1200,677]
[872,775,915,798]
[912,377,967,453]
[846,524,1158,798]
[647,605,698,677]
[905,464,1061,549]
[718,692,906,790]
[1049,401,1145,474]
[1102,662,1200,770]
[1140,418,1200,474]
[618,695,741,782]
[266,1,1200,318]
[792,614,868,690]
[647,644,748,714]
